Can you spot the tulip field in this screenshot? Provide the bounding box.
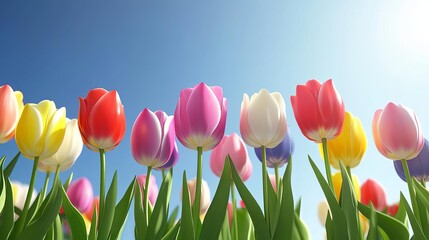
[1,79,429,240]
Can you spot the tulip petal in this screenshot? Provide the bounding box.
[186,83,221,145]
[203,98,227,150]
[154,114,176,168]
[16,105,43,158]
[247,89,280,146]
[266,92,287,148]
[175,88,194,149]
[131,109,162,166]
[291,85,320,142]
[318,80,345,139]
[0,86,19,143]
[240,94,260,147]
[40,107,66,158]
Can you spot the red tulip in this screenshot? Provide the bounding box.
[387,203,399,216]
[291,79,345,142]
[360,179,387,211]
[78,88,126,152]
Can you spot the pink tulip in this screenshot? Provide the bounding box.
[67,178,94,213]
[0,85,23,143]
[239,161,252,182]
[372,102,424,160]
[174,82,227,151]
[269,174,277,192]
[291,79,345,142]
[210,133,252,181]
[131,109,177,168]
[360,179,387,211]
[136,174,159,206]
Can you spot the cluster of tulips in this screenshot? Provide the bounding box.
[1,79,429,240]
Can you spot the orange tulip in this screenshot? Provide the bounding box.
[0,85,23,143]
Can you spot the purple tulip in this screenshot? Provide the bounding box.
[254,128,294,168]
[131,109,177,168]
[174,82,227,151]
[66,177,94,213]
[394,138,429,182]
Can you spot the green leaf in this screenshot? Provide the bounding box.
[273,158,294,240]
[295,198,302,216]
[358,200,410,240]
[60,184,87,240]
[98,172,118,240]
[292,212,310,240]
[134,180,146,240]
[164,206,179,235]
[146,171,173,240]
[230,157,270,240]
[110,178,136,240]
[162,221,181,240]
[0,157,6,213]
[413,178,429,237]
[400,193,426,240]
[236,208,253,240]
[63,173,74,191]
[395,196,408,225]
[308,156,348,239]
[54,215,64,240]
[0,179,15,239]
[88,203,98,240]
[339,162,360,239]
[17,177,63,240]
[178,171,195,240]
[200,155,231,240]
[366,203,378,240]
[266,171,278,236]
[325,213,334,240]
[218,212,231,240]
[4,152,20,178]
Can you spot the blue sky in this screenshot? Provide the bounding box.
[1,0,429,238]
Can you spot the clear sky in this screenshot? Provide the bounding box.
[1,0,429,239]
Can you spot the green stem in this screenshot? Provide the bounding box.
[274,164,280,195]
[41,171,51,200]
[322,138,334,191]
[193,146,203,234]
[144,166,153,224]
[346,166,353,183]
[162,169,166,180]
[420,179,426,188]
[230,181,239,240]
[261,146,269,227]
[401,159,421,224]
[99,149,106,223]
[16,156,40,234]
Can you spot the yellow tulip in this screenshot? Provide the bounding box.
[15,100,66,159]
[332,171,361,201]
[319,112,367,169]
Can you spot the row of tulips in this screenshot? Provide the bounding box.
[1,79,429,240]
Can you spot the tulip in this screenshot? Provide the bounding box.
[240,89,287,148]
[319,112,367,169]
[67,178,94,213]
[291,79,345,143]
[11,181,37,220]
[269,174,277,193]
[78,88,126,224]
[0,85,24,143]
[15,100,66,159]
[227,201,233,226]
[394,139,429,183]
[174,82,226,230]
[317,201,330,226]
[372,102,423,220]
[174,82,227,151]
[78,88,126,152]
[210,133,252,181]
[38,119,83,173]
[131,109,176,168]
[332,171,361,201]
[372,102,424,161]
[240,89,287,224]
[182,178,211,215]
[360,179,387,211]
[136,174,159,206]
[14,100,66,232]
